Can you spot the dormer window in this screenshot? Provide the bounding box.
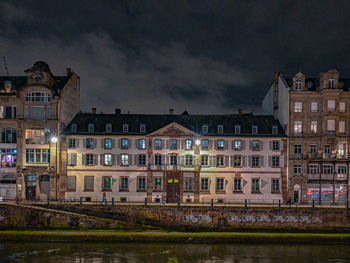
[202,125,208,134]
[140,124,146,133]
[296,79,302,91]
[88,123,94,133]
[329,77,335,89]
[252,125,258,134]
[106,124,112,133]
[71,124,77,133]
[272,125,278,135]
[123,124,129,133]
[217,125,224,134]
[235,125,241,134]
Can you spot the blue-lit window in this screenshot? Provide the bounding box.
[155,139,162,150]
[121,139,129,149]
[104,138,112,149]
[234,140,242,151]
[217,140,224,150]
[185,139,193,150]
[202,140,209,150]
[86,138,94,149]
[170,139,177,150]
[139,139,146,150]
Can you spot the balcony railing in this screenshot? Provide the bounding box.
[294,153,303,159]
[323,153,336,159]
[25,138,50,144]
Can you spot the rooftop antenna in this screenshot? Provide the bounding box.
[2,56,9,76]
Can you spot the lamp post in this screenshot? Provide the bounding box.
[50,136,58,201]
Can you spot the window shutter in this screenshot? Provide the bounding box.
[111,139,115,148]
[101,139,104,148]
[144,139,148,149]
[93,154,98,165]
[82,154,86,165]
[166,139,170,149]
[118,139,121,149]
[180,155,185,166]
[208,140,213,150]
[117,154,121,165]
[192,155,197,166]
[260,140,264,150]
[243,156,247,167]
[135,139,139,149]
[165,155,170,165]
[176,155,180,166]
[225,155,229,167]
[72,153,77,166]
[100,154,104,165]
[129,154,133,165]
[76,139,80,148]
[112,154,116,165]
[93,139,96,149]
[280,156,284,167]
[241,140,245,150]
[260,155,264,167]
[134,154,138,165]
[224,140,228,150]
[248,156,252,167]
[153,139,156,149]
[231,141,235,150]
[249,141,252,150]
[214,141,218,150]
[269,141,272,150]
[83,138,86,148]
[129,139,133,149]
[68,153,72,165]
[268,156,272,167]
[181,139,185,150]
[152,155,155,165]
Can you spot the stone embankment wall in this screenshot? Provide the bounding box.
[0,204,119,229]
[44,205,350,230]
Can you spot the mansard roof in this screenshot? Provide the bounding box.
[63,112,286,137]
[283,76,350,91]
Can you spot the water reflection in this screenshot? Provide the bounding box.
[1,242,350,263]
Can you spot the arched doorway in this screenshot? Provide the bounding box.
[293,184,301,204]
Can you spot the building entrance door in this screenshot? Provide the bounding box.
[25,175,37,201]
[166,172,180,203]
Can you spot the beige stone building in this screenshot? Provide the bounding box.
[0,61,80,200]
[61,110,288,204]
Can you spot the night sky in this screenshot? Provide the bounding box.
[1,0,350,114]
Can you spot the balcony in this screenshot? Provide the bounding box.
[25,138,50,144]
[294,154,303,159]
[323,153,336,159]
[308,152,320,159]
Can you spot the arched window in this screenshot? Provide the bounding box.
[26,91,51,102]
[1,128,17,143]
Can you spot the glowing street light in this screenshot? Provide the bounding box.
[51,136,58,143]
[195,139,201,146]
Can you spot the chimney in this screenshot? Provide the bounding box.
[273,72,283,120]
[92,108,96,114]
[238,109,243,114]
[169,108,174,115]
[115,108,121,115]
[66,68,71,76]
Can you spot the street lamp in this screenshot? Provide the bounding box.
[50,136,58,200]
[195,139,201,146]
[51,136,58,143]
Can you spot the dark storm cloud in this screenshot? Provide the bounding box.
[1,0,350,114]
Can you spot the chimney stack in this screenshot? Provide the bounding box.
[115,108,121,115]
[92,108,96,114]
[66,68,71,76]
[169,109,174,115]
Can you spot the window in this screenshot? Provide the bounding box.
[68,153,77,166]
[216,155,225,167]
[121,139,129,149]
[251,156,260,167]
[202,140,209,150]
[294,164,302,174]
[71,124,77,133]
[339,102,346,112]
[138,154,146,165]
[170,139,177,150]
[123,124,129,133]
[88,124,94,133]
[233,155,241,167]
[30,106,45,119]
[139,139,146,150]
[252,125,258,134]
[185,155,193,166]
[184,177,194,191]
[339,121,346,134]
[140,124,146,133]
[67,176,76,190]
[328,100,336,111]
[272,156,280,167]
[234,140,242,151]
[324,145,331,155]
[327,119,335,134]
[338,143,345,157]
[155,155,162,165]
[104,154,112,166]
[68,138,77,148]
[252,140,260,151]
[294,144,302,155]
[308,164,319,174]
[272,140,280,151]
[322,165,333,174]
[217,125,224,134]
[329,77,335,89]
[0,148,17,167]
[201,155,208,166]
[154,139,162,150]
[337,166,346,175]
[216,178,225,191]
[200,178,209,191]
[26,149,50,163]
[120,177,129,190]
[153,177,163,191]
[84,176,94,191]
[271,179,280,192]
[233,178,242,191]
[185,139,193,150]
[217,140,224,150]
[311,102,318,112]
[1,128,16,143]
[106,124,112,133]
[251,178,260,192]
[137,177,146,190]
[272,125,278,134]
[85,154,94,165]
[296,79,302,90]
[310,144,317,156]
[121,154,129,166]
[235,125,241,134]
[311,121,317,134]
[25,91,51,102]
[104,138,112,149]
[102,176,112,190]
[86,138,94,149]
[294,121,302,135]
[202,125,208,134]
[294,102,302,112]
[170,154,178,165]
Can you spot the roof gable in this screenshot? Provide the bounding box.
[147,122,199,137]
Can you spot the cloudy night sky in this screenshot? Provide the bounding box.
[1,0,350,114]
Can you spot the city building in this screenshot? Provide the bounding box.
[61,109,287,203]
[263,69,350,204]
[0,61,80,200]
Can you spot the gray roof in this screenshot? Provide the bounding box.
[284,76,350,91]
[63,112,286,137]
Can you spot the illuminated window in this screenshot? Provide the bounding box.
[329,77,335,89]
[311,102,318,112]
[153,177,163,191]
[154,139,162,150]
[217,140,224,150]
[104,138,112,149]
[185,139,193,150]
[294,121,302,135]
[86,138,94,149]
[103,176,112,190]
[294,102,302,112]
[252,140,260,151]
[121,154,129,166]
[139,139,146,150]
[104,154,112,166]
[121,139,129,149]
[233,155,241,167]
[170,139,177,150]
[234,140,242,151]
[0,148,17,167]
[201,140,209,150]
[25,91,51,102]
[311,121,317,134]
[296,79,302,91]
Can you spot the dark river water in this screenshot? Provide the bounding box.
[1,242,350,263]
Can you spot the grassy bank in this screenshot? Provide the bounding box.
[1,230,350,243]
